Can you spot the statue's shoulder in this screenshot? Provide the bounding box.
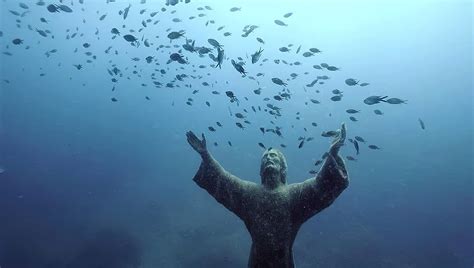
[238,179,260,192]
[285,181,304,191]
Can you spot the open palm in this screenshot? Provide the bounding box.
[186,131,207,155]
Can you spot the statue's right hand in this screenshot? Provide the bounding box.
[186,131,207,155]
[329,122,346,157]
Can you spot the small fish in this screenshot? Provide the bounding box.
[345,78,359,86]
[346,156,357,161]
[251,47,263,64]
[368,145,380,150]
[298,139,305,148]
[258,142,266,149]
[353,140,359,155]
[123,4,131,20]
[12,38,23,45]
[314,160,322,166]
[364,96,388,105]
[231,59,246,75]
[418,118,425,130]
[36,28,48,37]
[274,19,287,26]
[235,112,245,119]
[58,4,73,12]
[306,79,319,87]
[386,98,407,104]
[272,77,287,86]
[374,109,383,115]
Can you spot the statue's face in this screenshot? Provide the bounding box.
[260,148,287,187]
[261,149,282,173]
[260,149,282,184]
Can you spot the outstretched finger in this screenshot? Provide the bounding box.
[340,123,346,142]
[187,131,199,144]
[201,133,207,147]
[186,132,194,145]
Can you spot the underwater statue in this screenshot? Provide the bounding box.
[186,123,349,268]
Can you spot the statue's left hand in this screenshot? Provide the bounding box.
[186,131,207,156]
[329,123,346,156]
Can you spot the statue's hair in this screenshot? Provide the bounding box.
[260,148,288,184]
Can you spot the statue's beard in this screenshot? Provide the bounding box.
[261,161,281,186]
[263,161,279,173]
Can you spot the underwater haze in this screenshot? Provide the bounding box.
[0,0,472,267]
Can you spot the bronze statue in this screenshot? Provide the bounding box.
[186,123,349,268]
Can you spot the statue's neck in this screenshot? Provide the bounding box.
[262,172,283,190]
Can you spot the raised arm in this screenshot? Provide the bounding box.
[289,123,349,224]
[187,131,256,220]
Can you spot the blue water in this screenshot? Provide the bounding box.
[0,0,472,267]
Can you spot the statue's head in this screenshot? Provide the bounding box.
[260,148,287,187]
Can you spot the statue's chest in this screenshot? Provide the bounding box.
[245,190,294,242]
[250,190,292,222]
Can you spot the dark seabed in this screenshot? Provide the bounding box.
[0,0,472,267]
